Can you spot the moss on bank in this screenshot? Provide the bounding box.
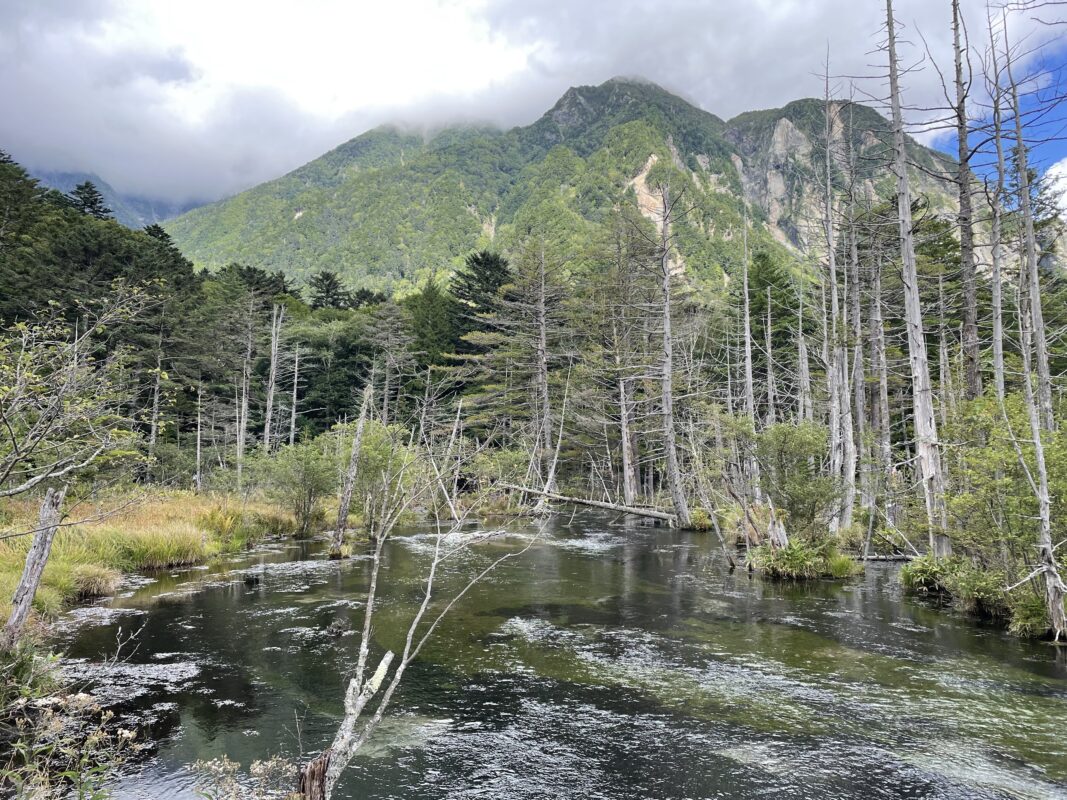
[0,491,295,621]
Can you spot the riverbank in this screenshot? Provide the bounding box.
[0,490,296,625]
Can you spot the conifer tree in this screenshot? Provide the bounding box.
[307,270,353,309]
[452,250,511,349]
[68,180,112,219]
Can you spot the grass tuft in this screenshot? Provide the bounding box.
[749,541,862,580]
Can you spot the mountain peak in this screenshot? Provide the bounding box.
[521,76,723,158]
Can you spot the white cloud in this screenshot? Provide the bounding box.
[1047,157,1067,221]
[1,0,1063,202]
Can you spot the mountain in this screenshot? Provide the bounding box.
[30,169,200,229]
[165,78,956,292]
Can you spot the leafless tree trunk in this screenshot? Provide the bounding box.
[332,384,373,558]
[263,304,284,452]
[534,373,570,515]
[290,345,301,446]
[887,0,950,555]
[870,252,894,523]
[1012,256,1067,640]
[2,486,67,650]
[797,288,813,422]
[236,297,254,491]
[1005,22,1054,431]
[740,206,761,502]
[657,185,692,528]
[616,359,638,506]
[535,246,554,491]
[850,221,870,512]
[823,79,855,533]
[765,286,777,426]
[953,0,981,399]
[194,381,203,492]
[986,11,1008,403]
[844,100,871,513]
[505,484,676,524]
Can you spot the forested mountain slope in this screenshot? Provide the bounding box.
[166,77,956,291]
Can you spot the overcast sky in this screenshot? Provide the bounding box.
[2,0,1065,204]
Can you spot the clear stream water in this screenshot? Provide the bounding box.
[54,512,1067,799]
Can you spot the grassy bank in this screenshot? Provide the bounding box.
[900,554,1055,638]
[0,491,295,622]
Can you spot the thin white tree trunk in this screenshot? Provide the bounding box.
[236,298,254,491]
[535,246,554,491]
[850,222,870,511]
[659,185,692,527]
[741,206,761,502]
[765,286,777,426]
[954,0,980,399]
[617,362,638,506]
[797,289,813,422]
[290,345,301,446]
[194,381,203,492]
[1016,263,1067,640]
[1006,29,1054,431]
[887,0,949,555]
[988,20,1007,403]
[870,253,894,523]
[333,384,373,556]
[263,304,284,452]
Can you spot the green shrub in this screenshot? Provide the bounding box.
[943,562,1008,618]
[749,541,861,580]
[1007,590,1051,638]
[900,554,950,593]
[756,422,837,536]
[751,541,823,579]
[0,641,59,711]
[251,439,339,536]
[901,556,1012,619]
[826,551,863,578]
[689,508,713,531]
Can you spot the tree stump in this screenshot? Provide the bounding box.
[297,750,331,800]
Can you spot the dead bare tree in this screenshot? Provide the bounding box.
[296,438,536,799]
[886,0,950,556]
[262,304,285,452]
[0,295,143,648]
[331,383,373,559]
[654,184,692,528]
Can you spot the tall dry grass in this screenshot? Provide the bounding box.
[0,491,295,619]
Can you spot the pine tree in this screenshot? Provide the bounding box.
[68,181,112,219]
[307,270,353,310]
[405,277,459,366]
[452,250,511,349]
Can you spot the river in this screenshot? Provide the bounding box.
[54,512,1067,799]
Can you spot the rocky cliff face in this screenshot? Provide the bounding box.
[725,99,955,251]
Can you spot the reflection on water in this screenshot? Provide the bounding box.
[55,512,1067,799]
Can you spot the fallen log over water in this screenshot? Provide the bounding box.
[500,484,677,526]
